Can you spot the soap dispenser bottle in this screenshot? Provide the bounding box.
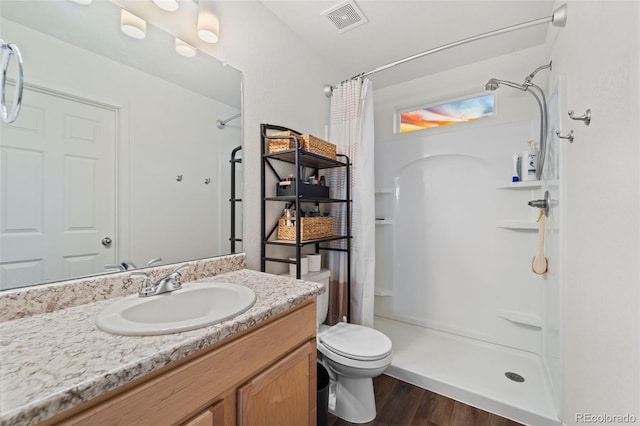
[521,139,538,181]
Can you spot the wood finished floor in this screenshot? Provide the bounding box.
[327,374,523,426]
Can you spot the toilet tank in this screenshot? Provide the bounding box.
[282,268,330,328]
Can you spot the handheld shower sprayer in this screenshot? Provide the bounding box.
[484,79,499,91]
[484,78,527,92]
[485,62,552,180]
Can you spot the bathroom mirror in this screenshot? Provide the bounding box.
[0,0,243,290]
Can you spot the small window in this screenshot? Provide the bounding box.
[398,93,495,133]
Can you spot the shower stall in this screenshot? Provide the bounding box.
[371,59,563,425]
[319,7,568,424]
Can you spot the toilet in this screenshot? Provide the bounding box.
[297,269,393,423]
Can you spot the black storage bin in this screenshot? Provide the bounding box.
[277,182,329,198]
[317,363,330,426]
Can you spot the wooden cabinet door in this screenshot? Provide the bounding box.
[238,340,316,426]
[182,399,225,426]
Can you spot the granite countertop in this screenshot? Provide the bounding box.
[0,269,323,426]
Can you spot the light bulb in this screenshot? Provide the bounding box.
[197,4,220,43]
[152,0,179,12]
[175,38,196,57]
[120,9,146,39]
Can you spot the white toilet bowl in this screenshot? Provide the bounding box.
[290,269,393,423]
[317,322,393,423]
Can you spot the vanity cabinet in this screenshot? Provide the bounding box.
[43,301,317,426]
[238,341,316,425]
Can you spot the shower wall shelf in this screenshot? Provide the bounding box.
[496,181,542,190]
[260,124,352,302]
[496,180,551,230]
[374,288,394,297]
[496,221,538,230]
[375,191,394,223]
[496,180,559,190]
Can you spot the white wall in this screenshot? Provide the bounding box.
[206,2,342,271]
[544,1,640,424]
[1,18,241,268]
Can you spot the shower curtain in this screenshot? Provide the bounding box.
[327,77,376,327]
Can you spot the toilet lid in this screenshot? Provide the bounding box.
[318,322,392,361]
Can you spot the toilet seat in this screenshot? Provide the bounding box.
[318,322,392,361]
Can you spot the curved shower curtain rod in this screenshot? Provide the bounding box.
[323,4,567,97]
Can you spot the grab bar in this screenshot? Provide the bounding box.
[1,40,24,124]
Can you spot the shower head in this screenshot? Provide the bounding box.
[484,78,526,92]
[485,78,500,91]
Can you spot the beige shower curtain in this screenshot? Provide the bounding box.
[327,77,376,326]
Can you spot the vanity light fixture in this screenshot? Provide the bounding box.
[197,1,220,43]
[175,38,196,57]
[152,0,180,12]
[120,9,146,39]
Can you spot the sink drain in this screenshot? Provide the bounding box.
[505,372,525,382]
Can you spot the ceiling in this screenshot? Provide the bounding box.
[261,0,556,89]
[1,0,241,107]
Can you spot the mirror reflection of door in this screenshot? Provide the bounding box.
[0,86,116,289]
[0,0,242,291]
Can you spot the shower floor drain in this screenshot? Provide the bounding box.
[505,372,525,382]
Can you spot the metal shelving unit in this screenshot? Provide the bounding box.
[260,123,351,317]
[229,146,242,253]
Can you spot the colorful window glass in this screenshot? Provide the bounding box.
[399,93,495,133]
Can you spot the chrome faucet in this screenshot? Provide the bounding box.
[130,263,190,297]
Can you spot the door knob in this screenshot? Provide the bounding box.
[101,237,113,247]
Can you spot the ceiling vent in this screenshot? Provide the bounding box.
[321,0,368,34]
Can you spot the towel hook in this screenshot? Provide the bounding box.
[568,109,591,126]
[556,130,574,143]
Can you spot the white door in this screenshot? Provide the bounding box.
[0,87,116,289]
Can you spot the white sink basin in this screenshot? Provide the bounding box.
[96,282,256,336]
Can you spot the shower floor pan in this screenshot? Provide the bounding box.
[374,316,560,426]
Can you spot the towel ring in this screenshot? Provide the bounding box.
[1,40,24,124]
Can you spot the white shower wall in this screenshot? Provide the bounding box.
[376,120,548,351]
[373,45,558,357]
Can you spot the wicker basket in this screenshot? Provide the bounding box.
[277,216,334,241]
[267,131,294,153]
[268,131,337,160]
